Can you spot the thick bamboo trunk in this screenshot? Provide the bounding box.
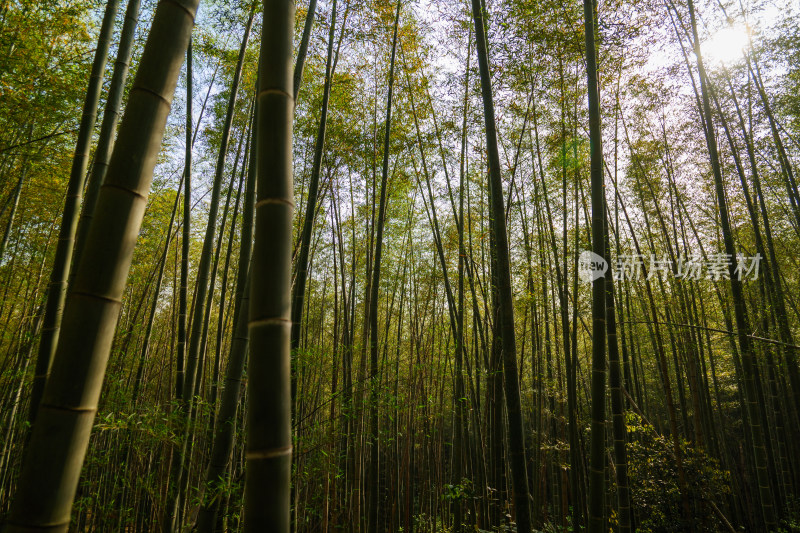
[6,1,197,529]
[469,0,532,530]
[583,0,607,530]
[244,0,295,529]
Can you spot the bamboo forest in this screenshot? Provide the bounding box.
[3,0,800,531]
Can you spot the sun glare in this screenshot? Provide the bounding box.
[702,24,751,66]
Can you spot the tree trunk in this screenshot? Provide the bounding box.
[291,0,339,403]
[686,0,776,528]
[368,4,400,531]
[583,0,608,529]
[469,1,532,530]
[183,6,254,404]
[28,0,121,424]
[73,0,143,269]
[243,0,295,529]
[293,0,318,101]
[6,1,197,529]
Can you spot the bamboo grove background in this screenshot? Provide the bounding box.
[2,0,800,531]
